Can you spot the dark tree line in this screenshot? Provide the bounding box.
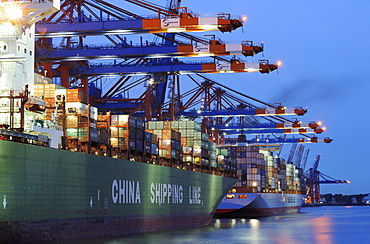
[321,193,370,205]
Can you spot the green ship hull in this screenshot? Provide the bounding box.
[0,140,236,243]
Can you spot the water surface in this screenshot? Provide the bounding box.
[62,206,370,244]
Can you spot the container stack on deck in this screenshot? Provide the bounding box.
[276,158,287,191]
[96,114,158,163]
[225,145,305,193]
[285,162,305,193]
[147,126,181,167]
[215,147,237,177]
[33,83,307,187]
[26,84,238,176]
[233,146,265,191]
[34,84,106,153]
[146,120,235,177]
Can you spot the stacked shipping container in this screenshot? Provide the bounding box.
[146,120,236,175]
[96,114,159,161]
[233,146,264,190]
[216,148,237,174]
[29,85,238,175]
[231,145,306,193]
[146,128,181,160]
[33,84,99,142]
[109,115,156,155]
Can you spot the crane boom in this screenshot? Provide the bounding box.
[293,144,305,169]
[301,148,310,171]
[49,60,279,77]
[36,41,264,61]
[286,143,297,164]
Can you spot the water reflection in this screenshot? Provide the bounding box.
[248,219,260,243]
[59,206,369,244]
[213,218,237,229]
[249,218,259,229]
[312,217,333,244]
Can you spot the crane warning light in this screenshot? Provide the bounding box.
[276,60,282,66]
[241,15,247,22]
[317,121,322,126]
[322,127,326,131]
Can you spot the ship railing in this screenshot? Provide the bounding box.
[39,13,241,24]
[88,59,248,68]
[52,41,260,51]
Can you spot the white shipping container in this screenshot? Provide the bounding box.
[90,106,98,120]
[155,121,164,129]
[65,102,87,115]
[55,88,67,100]
[267,160,274,167]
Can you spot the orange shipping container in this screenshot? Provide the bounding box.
[42,98,55,107]
[66,116,88,128]
[66,89,88,103]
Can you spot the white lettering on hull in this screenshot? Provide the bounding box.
[150,183,183,205]
[111,180,141,204]
[111,180,203,206]
[189,186,202,205]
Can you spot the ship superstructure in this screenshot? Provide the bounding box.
[0,0,61,145]
[0,0,59,92]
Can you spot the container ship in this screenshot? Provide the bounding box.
[215,145,306,218]
[0,1,237,242]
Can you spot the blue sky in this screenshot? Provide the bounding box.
[181,0,370,195]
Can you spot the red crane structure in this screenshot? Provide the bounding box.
[305,154,349,204]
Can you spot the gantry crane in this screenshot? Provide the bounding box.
[32,0,332,154]
[34,0,279,121]
[34,0,246,88]
[47,58,278,77]
[36,40,264,61]
[35,0,244,38]
[153,73,332,146]
[305,154,349,204]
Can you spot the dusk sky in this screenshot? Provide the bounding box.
[182,0,370,195]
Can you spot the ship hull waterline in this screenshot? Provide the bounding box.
[214,192,306,218]
[0,140,236,243]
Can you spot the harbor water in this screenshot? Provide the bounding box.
[61,206,370,244]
